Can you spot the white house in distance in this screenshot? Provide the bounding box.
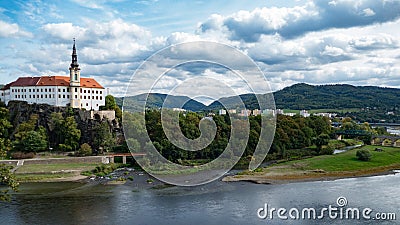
[0,40,106,110]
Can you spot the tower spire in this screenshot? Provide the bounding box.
[70,38,79,69]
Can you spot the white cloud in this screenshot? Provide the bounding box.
[198,0,400,42]
[0,20,32,38]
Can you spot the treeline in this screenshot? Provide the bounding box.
[123,110,335,163]
[0,100,118,158]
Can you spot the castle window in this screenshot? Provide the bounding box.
[86,103,89,106]
[80,89,82,93]
[41,95,43,98]
[75,74,78,81]
[41,89,43,92]
[67,88,70,92]
[45,94,48,98]
[84,90,86,93]
[96,91,98,94]
[96,96,98,100]
[67,95,69,99]
[100,96,102,100]
[59,94,61,98]
[29,89,31,92]
[75,95,77,99]
[75,88,78,92]
[58,88,61,92]
[100,91,102,94]
[29,95,31,98]
[37,95,39,98]
[45,89,47,92]
[63,95,65,98]
[84,96,86,99]
[92,90,94,94]
[92,96,94,99]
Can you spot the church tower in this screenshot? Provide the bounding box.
[69,38,81,108]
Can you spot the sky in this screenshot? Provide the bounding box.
[1,0,400,101]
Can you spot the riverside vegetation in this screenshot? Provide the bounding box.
[1,84,400,200]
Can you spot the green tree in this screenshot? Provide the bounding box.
[101,95,122,120]
[16,130,47,153]
[314,133,330,152]
[62,116,81,151]
[0,106,18,202]
[78,143,92,156]
[13,114,48,152]
[93,122,115,153]
[356,149,372,161]
[104,95,117,110]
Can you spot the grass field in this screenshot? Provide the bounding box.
[230,145,400,183]
[15,163,99,174]
[15,163,99,182]
[298,145,400,172]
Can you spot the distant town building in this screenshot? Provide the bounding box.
[252,109,261,116]
[172,108,187,112]
[283,113,297,117]
[228,109,237,114]
[300,110,310,117]
[218,109,227,115]
[313,112,337,118]
[0,40,105,110]
[239,109,252,117]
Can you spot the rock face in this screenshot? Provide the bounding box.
[7,101,122,148]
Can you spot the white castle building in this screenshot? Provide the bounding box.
[0,40,106,110]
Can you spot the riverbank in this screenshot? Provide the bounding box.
[223,145,400,184]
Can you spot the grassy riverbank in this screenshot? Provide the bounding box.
[15,163,99,182]
[224,145,400,184]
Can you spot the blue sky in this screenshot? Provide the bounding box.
[1,0,400,98]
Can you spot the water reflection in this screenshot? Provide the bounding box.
[1,174,399,224]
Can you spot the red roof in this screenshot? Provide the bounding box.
[10,77,41,87]
[2,76,104,89]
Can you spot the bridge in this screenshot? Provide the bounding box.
[335,130,372,136]
[105,153,146,164]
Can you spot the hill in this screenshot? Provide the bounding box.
[207,83,400,110]
[119,93,206,112]
[117,83,400,112]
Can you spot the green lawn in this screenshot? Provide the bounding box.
[277,145,400,172]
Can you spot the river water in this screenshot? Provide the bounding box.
[1,173,399,225]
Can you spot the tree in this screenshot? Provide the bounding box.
[78,143,92,156]
[104,95,117,110]
[314,133,330,152]
[13,114,48,153]
[15,130,47,153]
[101,95,122,120]
[93,122,115,153]
[0,106,18,202]
[61,116,81,151]
[356,150,372,161]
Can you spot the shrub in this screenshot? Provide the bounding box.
[78,143,92,156]
[10,151,35,159]
[356,150,372,161]
[320,146,334,155]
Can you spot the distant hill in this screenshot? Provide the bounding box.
[208,83,400,110]
[117,83,400,112]
[118,93,206,112]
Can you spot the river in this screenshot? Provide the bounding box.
[1,173,399,224]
